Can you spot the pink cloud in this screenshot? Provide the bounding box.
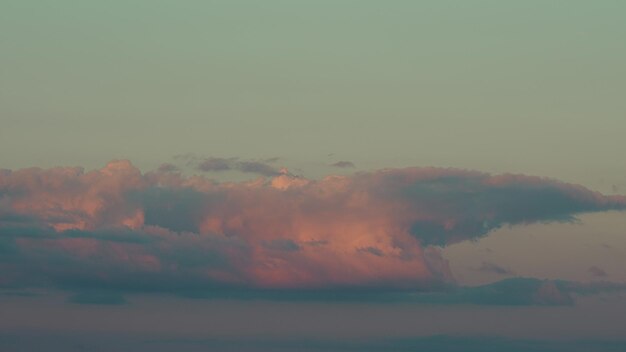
[0,160,624,291]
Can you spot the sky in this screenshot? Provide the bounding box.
[1,1,626,351]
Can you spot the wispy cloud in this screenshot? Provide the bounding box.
[196,157,280,176]
[156,163,179,173]
[197,157,237,172]
[476,261,516,276]
[588,266,608,278]
[330,161,356,168]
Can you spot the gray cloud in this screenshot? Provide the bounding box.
[156,163,179,173]
[197,157,236,172]
[589,266,608,278]
[397,172,626,245]
[196,157,280,176]
[331,161,356,168]
[358,246,385,257]
[262,239,301,252]
[477,261,516,276]
[237,161,280,176]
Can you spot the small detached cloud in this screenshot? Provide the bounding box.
[331,161,356,168]
[196,157,280,176]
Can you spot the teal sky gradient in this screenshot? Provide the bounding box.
[2,1,626,191]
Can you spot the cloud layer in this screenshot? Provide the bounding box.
[0,160,624,291]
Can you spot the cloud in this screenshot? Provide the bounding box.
[561,280,626,295]
[197,157,236,172]
[156,163,179,173]
[397,278,626,306]
[142,277,626,306]
[262,238,301,252]
[331,161,356,168]
[588,266,608,278]
[476,261,516,276]
[196,157,280,176]
[358,246,385,257]
[237,161,280,176]
[403,278,574,306]
[0,160,624,292]
[263,157,281,163]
